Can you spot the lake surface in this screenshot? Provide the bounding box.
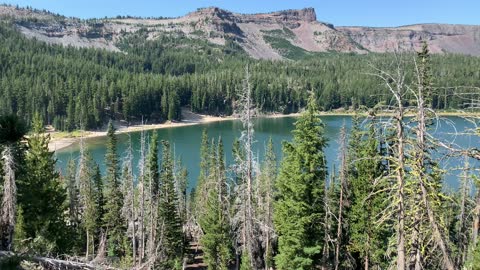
[55,116,480,190]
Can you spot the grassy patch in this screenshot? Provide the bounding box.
[263,35,310,60]
[49,130,89,139]
[261,27,295,39]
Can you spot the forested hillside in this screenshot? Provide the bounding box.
[1,21,480,132]
[1,45,480,269]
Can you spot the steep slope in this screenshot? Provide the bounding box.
[338,24,480,55]
[1,5,479,59]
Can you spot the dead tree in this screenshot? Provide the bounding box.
[334,124,348,270]
[0,146,16,251]
[122,136,137,264]
[369,57,407,270]
[138,125,147,263]
[234,65,257,268]
[410,50,455,270]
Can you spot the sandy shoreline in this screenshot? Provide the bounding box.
[48,109,479,152]
[48,110,305,152]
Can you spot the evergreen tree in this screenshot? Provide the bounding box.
[64,159,80,232]
[92,164,105,242]
[12,206,26,253]
[145,131,159,259]
[348,122,389,269]
[199,138,232,270]
[257,138,276,269]
[102,121,125,257]
[158,141,183,267]
[274,93,328,269]
[79,151,99,259]
[19,113,67,253]
[194,129,210,218]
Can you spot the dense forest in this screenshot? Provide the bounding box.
[1,22,480,132]
[1,44,480,269]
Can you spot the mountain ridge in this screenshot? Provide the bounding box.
[1,4,479,59]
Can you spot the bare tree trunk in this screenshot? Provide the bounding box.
[456,156,470,267]
[414,58,455,270]
[1,146,16,251]
[86,229,90,260]
[370,60,407,269]
[396,104,406,270]
[408,195,422,270]
[139,127,146,262]
[473,188,480,247]
[321,176,332,270]
[131,169,137,264]
[335,125,348,270]
[236,65,256,267]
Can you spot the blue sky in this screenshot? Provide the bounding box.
[2,0,479,27]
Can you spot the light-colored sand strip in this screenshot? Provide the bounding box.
[48,110,238,152]
[48,109,479,152]
[48,111,305,152]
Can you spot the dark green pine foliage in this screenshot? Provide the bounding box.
[158,141,183,268]
[102,121,125,257]
[1,21,480,130]
[65,159,80,229]
[257,138,276,269]
[79,151,101,258]
[146,131,160,203]
[199,138,232,270]
[18,113,68,253]
[274,93,328,269]
[194,129,210,218]
[92,164,105,241]
[348,121,389,269]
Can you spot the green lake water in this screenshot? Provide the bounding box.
[55,116,479,190]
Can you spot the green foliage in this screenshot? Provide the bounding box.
[199,138,232,270]
[17,113,68,253]
[102,121,125,257]
[263,35,311,60]
[157,141,183,268]
[12,207,26,253]
[347,122,389,268]
[0,115,26,144]
[240,251,253,270]
[274,93,328,269]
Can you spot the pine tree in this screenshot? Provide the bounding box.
[20,113,67,253]
[158,140,183,267]
[12,206,26,253]
[145,131,160,259]
[175,160,188,227]
[121,138,137,265]
[274,93,328,269]
[77,144,99,259]
[102,121,125,257]
[195,129,210,218]
[92,164,105,242]
[257,138,276,269]
[348,122,389,269]
[199,138,232,270]
[65,159,80,229]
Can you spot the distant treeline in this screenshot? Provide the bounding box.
[0,22,479,131]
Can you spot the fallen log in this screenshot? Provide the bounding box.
[0,251,118,270]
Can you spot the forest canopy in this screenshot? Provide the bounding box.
[0,22,480,132]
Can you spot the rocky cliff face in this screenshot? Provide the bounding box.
[338,24,480,55]
[1,5,479,59]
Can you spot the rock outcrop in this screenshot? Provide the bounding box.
[1,5,479,59]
